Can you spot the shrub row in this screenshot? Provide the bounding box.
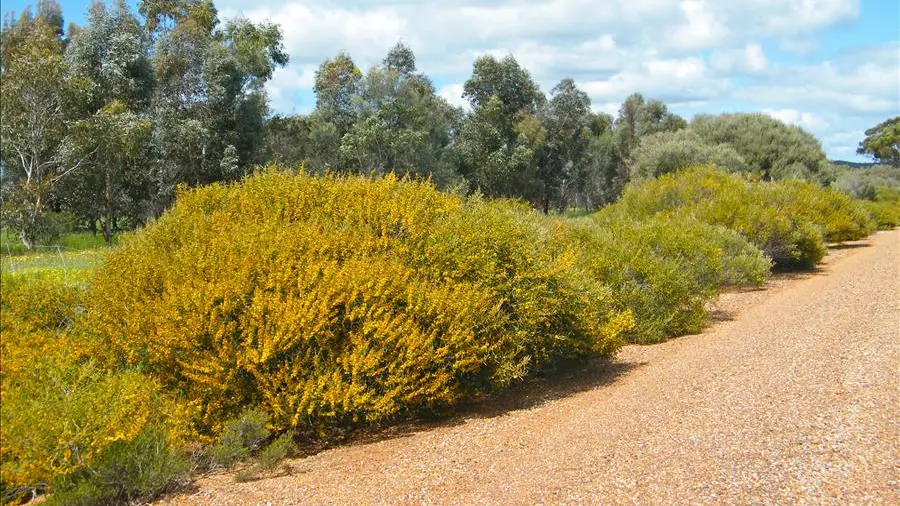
[606,166,875,269]
[558,215,769,343]
[3,166,879,503]
[84,170,634,437]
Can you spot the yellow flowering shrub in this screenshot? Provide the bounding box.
[610,166,843,268]
[86,169,632,434]
[764,180,876,243]
[0,274,190,504]
[568,214,770,343]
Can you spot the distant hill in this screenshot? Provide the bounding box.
[831,160,877,169]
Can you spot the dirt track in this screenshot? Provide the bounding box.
[159,230,899,506]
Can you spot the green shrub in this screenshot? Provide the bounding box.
[764,180,875,243]
[256,434,298,471]
[234,433,299,482]
[573,214,769,342]
[209,409,271,469]
[85,169,632,436]
[610,166,836,268]
[44,426,190,506]
[629,129,748,180]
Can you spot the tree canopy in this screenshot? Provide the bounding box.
[857,117,899,167]
[0,0,859,248]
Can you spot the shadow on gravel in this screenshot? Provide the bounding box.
[293,358,643,458]
[828,242,871,250]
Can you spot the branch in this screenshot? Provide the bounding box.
[49,147,99,185]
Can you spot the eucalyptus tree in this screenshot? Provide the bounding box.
[339,44,462,186]
[614,93,686,160]
[538,78,595,211]
[0,2,86,247]
[455,55,546,200]
[857,117,899,167]
[66,101,153,243]
[61,0,156,233]
[144,0,287,212]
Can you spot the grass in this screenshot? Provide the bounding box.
[0,231,113,284]
[0,230,118,256]
[1,249,107,281]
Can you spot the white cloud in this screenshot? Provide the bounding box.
[213,0,885,160]
[710,44,768,74]
[581,56,730,105]
[763,109,829,131]
[438,84,470,110]
[666,0,728,50]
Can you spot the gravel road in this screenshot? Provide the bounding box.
[159,230,899,506]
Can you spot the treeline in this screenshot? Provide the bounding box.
[1,0,287,247]
[1,0,896,249]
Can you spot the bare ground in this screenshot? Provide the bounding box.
[157,230,900,506]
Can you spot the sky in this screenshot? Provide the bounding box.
[5,0,899,162]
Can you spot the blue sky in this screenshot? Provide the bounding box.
[5,0,899,161]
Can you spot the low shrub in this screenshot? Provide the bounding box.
[609,166,840,268]
[764,180,875,243]
[208,409,271,469]
[0,274,190,505]
[572,214,769,342]
[255,434,298,472]
[85,169,633,436]
[43,426,190,506]
[234,433,299,483]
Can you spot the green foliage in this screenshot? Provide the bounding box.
[857,117,899,166]
[233,433,298,482]
[455,55,545,200]
[209,409,271,469]
[691,113,831,183]
[573,214,770,342]
[629,129,748,180]
[608,166,871,268]
[831,165,900,200]
[86,170,632,435]
[255,434,298,471]
[614,93,687,159]
[0,6,72,249]
[44,426,190,506]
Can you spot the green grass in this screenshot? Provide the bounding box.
[1,230,118,256]
[1,235,112,285]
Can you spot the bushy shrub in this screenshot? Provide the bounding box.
[629,129,748,181]
[85,169,632,435]
[43,426,190,506]
[610,166,843,268]
[209,409,271,469]
[763,180,875,243]
[571,214,769,342]
[690,113,832,183]
[861,199,900,229]
[0,274,190,505]
[832,165,900,200]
